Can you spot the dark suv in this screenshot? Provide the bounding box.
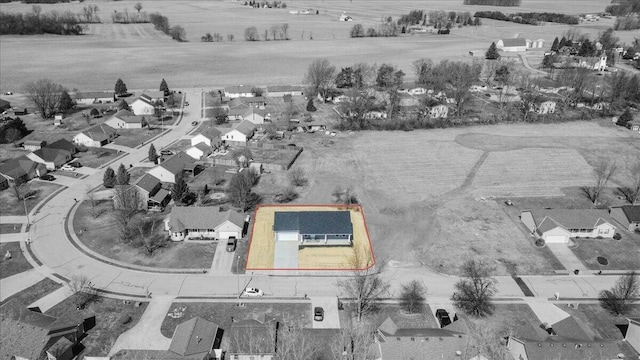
[314,307,324,321]
[226,237,237,252]
[39,174,55,181]
[435,309,451,328]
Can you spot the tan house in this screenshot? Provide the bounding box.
[185,143,212,160]
[105,109,148,129]
[73,124,118,148]
[130,95,156,116]
[221,120,257,145]
[224,85,256,98]
[520,209,617,244]
[610,205,640,232]
[148,152,200,184]
[165,206,245,241]
[191,128,223,148]
[74,91,115,105]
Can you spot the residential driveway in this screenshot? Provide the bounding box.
[429,297,456,327]
[108,295,174,355]
[547,243,589,274]
[311,296,340,329]
[209,240,234,274]
[0,216,27,225]
[0,269,45,302]
[27,286,72,312]
[38,175,80,188]
[525,298,570,326]
[0,233,27,243]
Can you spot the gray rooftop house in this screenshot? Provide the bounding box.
[273,211,353,246]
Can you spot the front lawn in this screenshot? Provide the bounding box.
[46,294,148,357]
[111,128,165,148]
[160,302,311,338]
[562,304,640,341]
[0,242,32,279]
[73,200,216,269]
[74,147,120,168]
[0,278,62,306]
[570,232,640,270]
[0,181,63,216]
[0,223,22,234]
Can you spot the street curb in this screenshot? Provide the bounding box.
[64,201,207,274]
[99,151,130,169]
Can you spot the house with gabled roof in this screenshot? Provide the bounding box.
[228,96,267,109]
[105,109,148,129]
[610,205,640,232]
[228,103,252,121]
[186,142,212,160]
[0,155,47,183]
[225,85,256,98]
[237,107,267,125]
[168,317,222,359]
[191,127,222,149]
[520,209,617,244]
[147,152,201,184]
[131,95,157,116]
[221,120,257,145]
[74,91,115,105]
[165,206,245,241]
[26,146,73,170]
[0,98,11,112]
[497,38,527,52]
[265,85,303,97]
[73,123,118,148]
[23,140,47,151]
[116,173,170,211]
[626,317,640,355]
[46,139,77,155]
[273,211,353,246]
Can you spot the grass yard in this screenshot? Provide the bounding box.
[0,223,23,234]
[570,233,640,270]
[45,294,148,357]
[74,147,120,168]
[0,242,32,279]
[0,181,63,217]
[246,205,374,270]
[159,302,311,338]
[251,147,302,167]
[111,128,165,148]
[562,304,640,341]
[73,200,216,269]
[368,304,439,329]
[0,278,62,307]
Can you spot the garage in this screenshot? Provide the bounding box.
[276,231,299,242]
[218,231,239,240]
[544,235,568,244]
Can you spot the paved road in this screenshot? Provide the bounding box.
[22,88,625,303]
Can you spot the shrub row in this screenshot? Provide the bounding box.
[0,10,85,35]
[474,11,579,25]
[463,0,520,5]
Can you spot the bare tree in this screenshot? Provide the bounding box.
[581,159,617,204]
[399,280,426,314]
[330,321,378,360]
[617,163,640,204]
[134,2,142,13]
[304,58,336,103]
[451,259,497,317]
[86,185,100,219]
[112,185,142,242]
[134,215,166,255]
[68,275,97,310]
[333,185,358,205]
[275,316,323,360]
[337,245,388,322]
[465,319,512,360]
[24,79,65,119]
[288,167,308,187]
[599,271,639,315]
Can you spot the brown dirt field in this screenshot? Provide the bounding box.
[246,205,373,270]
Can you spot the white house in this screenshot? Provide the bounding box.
[73,124,118,148]
[185,143,212,160]
[577,55,607,71]
[148,152,200,184]
[74,91,115,105]
[23,140,47,152]
[105,110,148,129]
[520,209,617,244]
[130,96,156,116]
[526,38,545,49]
[497,38,527,52]
[224,85,255,98]
[191,128,222,148]
[239,107,266,125]
[265,85,303,97]
[221,120,257,145]
[165,207,245,241]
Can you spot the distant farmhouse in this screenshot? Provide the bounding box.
[496,37,544,52]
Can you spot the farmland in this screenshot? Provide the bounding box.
[0,0,631,93]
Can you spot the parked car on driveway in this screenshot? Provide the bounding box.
[435,309,451,328]
[69,161,82,168]
[60,164,76,171]
[191,121,198,126]
[226,237,237,252]
[242,287,263,297]
[314,307,324,321]
[39,174,55,181]
[160,150,174,156]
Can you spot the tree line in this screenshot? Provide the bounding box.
[244,23,289,41]
[614,14,640,30]
[605,0,640,16]
[149,12,186,42]
[0,8,87,35]
[396,10,479,30]
[474,11,579,25]
[463,0,520,5]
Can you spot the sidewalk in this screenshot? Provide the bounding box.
[0,269,45,302]
[0,216,27,225]
[0,232,27,243]
[109,295,175,355]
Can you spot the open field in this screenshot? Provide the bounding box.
[246,205,374,270]
[1,0,633,92]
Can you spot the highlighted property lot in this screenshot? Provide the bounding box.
[246,205,374,270]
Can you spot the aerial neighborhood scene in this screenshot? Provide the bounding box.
[2,0,640,358]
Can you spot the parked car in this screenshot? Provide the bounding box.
[242,287,263,297]
[191,121,198,126]
[160,150,175,156]
[435,309,451,328]
[4,91,13,95]
[314,307,324,321]
[39,174,55,181]
[226,237,237,252]
[60,164,76,171]
[69,161,82,168]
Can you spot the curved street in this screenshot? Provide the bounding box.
[20,88,624,303]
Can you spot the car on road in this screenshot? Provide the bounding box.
[242,287,263,297]
[4,91,13,95]
[160,150,175,156]
[39,174,56,181]
[435,309,451,328]
[191,121,198,126]
[314,307,324,321]
[69,161,82,168]
[60,164,76,171]
[226,237,237,252]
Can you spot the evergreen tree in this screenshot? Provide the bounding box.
[551,37,559,52]
[117,99,130,111]
[485,42,500,60]
[160,78,170,96]
[171,175,190,204]
[558,36,568,49]
[103,167,116,188]
[579,39,595,57]
[116,163,130,185]
[58,90,76,113]
[115,78,128,96]
[306,98,317,112]
[148,143,158,163]
[617,108,633,127]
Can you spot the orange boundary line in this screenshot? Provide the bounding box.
[244,204,376,271]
